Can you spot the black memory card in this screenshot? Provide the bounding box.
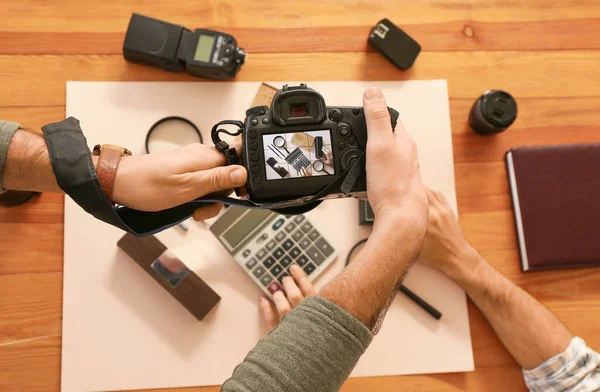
[368,18,421,70]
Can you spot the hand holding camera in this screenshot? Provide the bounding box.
[210,84,402,213]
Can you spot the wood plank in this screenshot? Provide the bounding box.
[1,51,600,108]
[0,273,62,344]
[3,0,600,33]
[0,335,61,392]
[2,18,600,55]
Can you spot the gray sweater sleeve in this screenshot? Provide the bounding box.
[222,296,373,392]
[0,120,22,192]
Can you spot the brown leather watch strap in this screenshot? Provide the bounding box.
[96,147,125,202]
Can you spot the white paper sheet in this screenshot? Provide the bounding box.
[62,81,473,392]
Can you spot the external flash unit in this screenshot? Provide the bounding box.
[123,13,246,80]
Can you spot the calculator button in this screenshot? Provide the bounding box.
[308,229,320,241]
[266,240,277,250]
[272,218,284,230]
[293,215,305,224]
[242,249,251,258]
[245,258,258,269]
[270,264,283,276]
[275,232,286,242]
[306,245,326,265]
[267,281,282,294]
[277,272,289,283]
[303,263,316,275]
[314,237,334,256]
[282,239,294,250]
[253,266,266,278]
[289,246,301,258]
[260,274,274,286]
[256,248,268,260]
[292,229,304,241]
[284,222,296,233]
[280,255,292,268]
[297,254,309,267]
[299,237,311,249]
[263,256,276,268]
[300,222,313,233]
[257,233,269,243]
[273,247,285,259]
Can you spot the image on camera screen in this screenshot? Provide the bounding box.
[262,130,335,180]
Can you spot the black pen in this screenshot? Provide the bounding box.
[399,284,442,320]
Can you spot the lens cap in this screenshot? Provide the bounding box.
[480,90,517,128]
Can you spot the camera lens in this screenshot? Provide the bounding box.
[290,104,308,117]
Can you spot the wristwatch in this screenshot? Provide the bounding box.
[92,144,132,203]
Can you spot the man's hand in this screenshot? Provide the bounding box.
[364,87,428,238]
[112,143,247,220]
[418,188,480,278]
[259,264,314,330]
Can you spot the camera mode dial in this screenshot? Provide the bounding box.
[341,148,361,171]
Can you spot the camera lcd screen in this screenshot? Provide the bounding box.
[194,34,215,62]
[262,130,335,180]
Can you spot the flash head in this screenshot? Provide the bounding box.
[123,13,246,80]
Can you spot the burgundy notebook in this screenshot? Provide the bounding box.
[506,143,600,271]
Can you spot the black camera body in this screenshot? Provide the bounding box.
[237,84,399,204]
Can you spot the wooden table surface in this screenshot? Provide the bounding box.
[1,1,599,391]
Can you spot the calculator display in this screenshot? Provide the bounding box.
[221,209,272,249]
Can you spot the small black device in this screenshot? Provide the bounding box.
[359,200,375,225]
[210,84,400,211]
[469,90,518,135]
[123,13,246,80]
[368,18,421,70]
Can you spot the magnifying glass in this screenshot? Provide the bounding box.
[312,160,331,175]
[273,136,291,154]
[145,116,203,154]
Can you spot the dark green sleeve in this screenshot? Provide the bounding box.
[222,296,373,392]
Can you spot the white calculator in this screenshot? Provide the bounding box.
[210,207,338,297]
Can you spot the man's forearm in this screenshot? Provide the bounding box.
[319,213,425,330]
[3,129,61,193]
[445,250,572,370]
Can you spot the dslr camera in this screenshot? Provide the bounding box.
[212,84,399,210]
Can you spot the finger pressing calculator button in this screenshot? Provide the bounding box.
[307,229,320,241]
[293,215,305,224]
[300,222,313,233]
[284,222,296,233]
[289,246,301,258]
[280,255,292,268]
[306,245,326,265]
[270,264,283,276]
[266,240,277,250]
[303,263,317,275]
[282,239,294,250]
[299,237,311,249]
[245,258,258,269]
[256,248,268,260]
[263,256,276,268]
[297,254,309,267]
[314,237,334,257]
[277,272,289,283]
[275,232,286,242]
[260,274,274,286]
[267,281,282,294]
[292,229,304,241]
[273,247,285,259]
[253,266,266,278]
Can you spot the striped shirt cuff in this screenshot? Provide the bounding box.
[522,337,600,392]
